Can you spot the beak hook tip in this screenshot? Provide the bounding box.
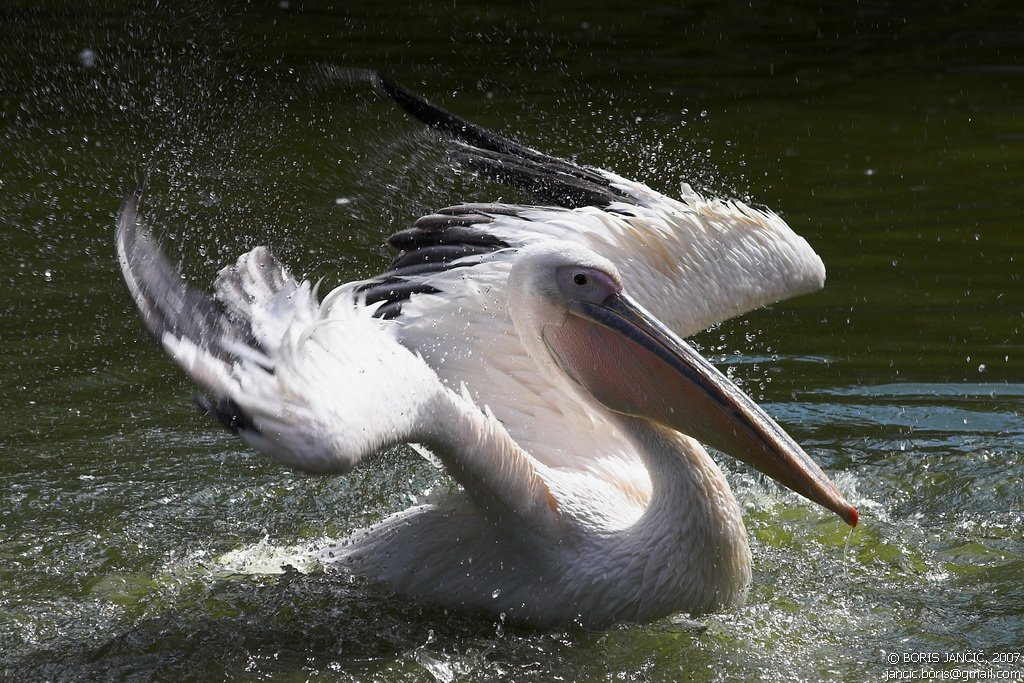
[843,505,859,527]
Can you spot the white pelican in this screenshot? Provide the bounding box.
[116,74,857,629]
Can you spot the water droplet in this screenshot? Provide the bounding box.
[496,611,506,637]
[78,48,96,68]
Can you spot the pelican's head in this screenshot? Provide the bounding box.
[508,243,858,527]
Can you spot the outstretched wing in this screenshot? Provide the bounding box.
[116,191,445,474]
[370,73,825,337]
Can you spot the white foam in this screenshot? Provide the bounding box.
[215,535,323,575]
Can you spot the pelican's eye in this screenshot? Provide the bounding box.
[556,265,621,303]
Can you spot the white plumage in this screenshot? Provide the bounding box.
[116,75,855,628]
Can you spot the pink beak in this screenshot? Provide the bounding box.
[543,291,858,527]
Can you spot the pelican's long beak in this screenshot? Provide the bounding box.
[544,292,858,527]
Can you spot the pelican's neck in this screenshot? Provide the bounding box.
[605,413,752,618]
[402,380,751,626]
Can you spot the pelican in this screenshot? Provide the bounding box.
[116,74,857,629]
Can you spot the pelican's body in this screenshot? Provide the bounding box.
[116,74,856,628]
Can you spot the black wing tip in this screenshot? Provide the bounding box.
[317,68,449,134]
[113,186,260,367]
[114,188,176,345]
[114,190,170,290]
[379,75,483,138]
[115,186,157,271]
[328,69,631,209]
[355,71,630,210]
[358,70,535,161]
[374,73,432,116]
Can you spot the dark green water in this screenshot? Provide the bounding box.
[2,2,1022,681]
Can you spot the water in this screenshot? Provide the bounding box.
[2,2,1022,680]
